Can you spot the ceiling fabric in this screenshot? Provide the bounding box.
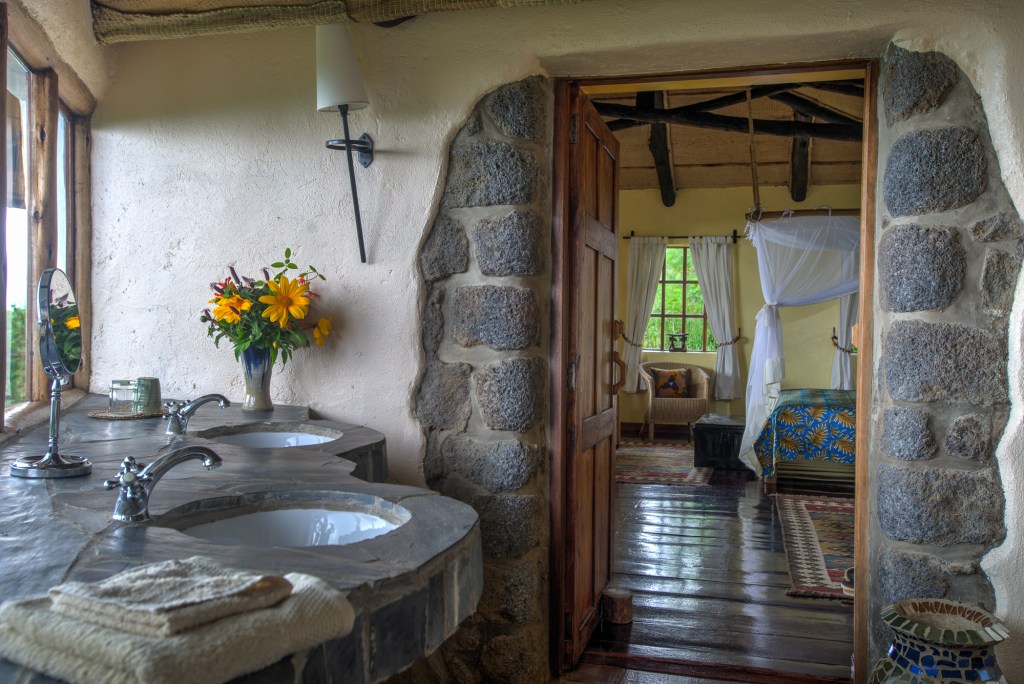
[91,0,586,43]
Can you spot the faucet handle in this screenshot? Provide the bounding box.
[104,456,145,489]
[163,401,185,419]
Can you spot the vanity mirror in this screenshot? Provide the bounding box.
[9,268,91,478]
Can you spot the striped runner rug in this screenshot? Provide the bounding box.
[775,494,855,599]
[614,441,712,486]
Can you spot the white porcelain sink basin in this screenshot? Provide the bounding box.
[182,507,399,547]
[208,431,338,448]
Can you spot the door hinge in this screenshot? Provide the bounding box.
[567,359,577,393]
[569,113,578,144]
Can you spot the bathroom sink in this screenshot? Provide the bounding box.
[162,491,410,548]
[183,508,398,547]
[208,431,338,448]
[194,422,344,449]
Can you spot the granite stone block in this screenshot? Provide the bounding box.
[879,224,963,311]
[487,77,547,141]
[877,463,1005,545]
[472,494,543,558]
[883,44,959,124]
[474,357,545,432]
[479,555,543,624]
[946,413,992,462]
[442,141,537,208]
[880,406,935,461]
[981,248,1021,314]
[422,287,444,359]
[480,629,547,684]
[451,286,540,350]
[420,215,469,282]
[882,127,986,217]
[434,435,542,492]
[473,210,543,277]
[416,361,472,431]
[883,321,1007,404]
[970,211,1024,243]
[878,549,952,605]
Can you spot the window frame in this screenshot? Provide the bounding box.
[2,5,93,425]
[644,244,715,353]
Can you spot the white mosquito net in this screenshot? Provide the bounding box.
[738,213,861,472]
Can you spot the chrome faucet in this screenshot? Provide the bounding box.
[104,447,223,522]
[163,394,230,435]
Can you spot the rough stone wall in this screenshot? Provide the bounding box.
[871,44,1018,655]
[397,77,552,683]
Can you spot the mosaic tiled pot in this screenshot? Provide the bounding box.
[870,598,1008,683]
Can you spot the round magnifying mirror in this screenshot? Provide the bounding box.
[38,268,82,378]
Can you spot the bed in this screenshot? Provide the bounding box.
[753,388,856,479]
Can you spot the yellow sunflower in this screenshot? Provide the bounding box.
[211,294,252,324]
[66,315,81,330]
[259,275,310,327]
[313,317,331,346]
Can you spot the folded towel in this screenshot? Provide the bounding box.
[49,556,293,636]
[0,572,355,684]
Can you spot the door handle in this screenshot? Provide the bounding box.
[611,351,626,396]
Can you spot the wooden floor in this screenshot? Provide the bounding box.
[576,470,854,683]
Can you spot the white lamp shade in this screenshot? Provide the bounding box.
[316,24,369,112]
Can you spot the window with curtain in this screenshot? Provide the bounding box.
[643,246,718,352]
[4,42,81,416]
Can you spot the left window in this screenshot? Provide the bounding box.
[4,36,83,418]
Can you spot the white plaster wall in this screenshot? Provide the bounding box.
[87,1,1024,674]
[10,0,112,101]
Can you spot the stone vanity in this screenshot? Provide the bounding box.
[0,395,482,683]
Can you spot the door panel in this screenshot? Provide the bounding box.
[562,89,620,668]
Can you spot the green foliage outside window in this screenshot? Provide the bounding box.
[643,246,717,352]
[6,306,26,405]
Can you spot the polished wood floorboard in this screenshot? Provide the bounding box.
[578,470,854,683]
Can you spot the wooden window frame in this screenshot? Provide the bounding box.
[645,245,714,352]
[1,4,93,424]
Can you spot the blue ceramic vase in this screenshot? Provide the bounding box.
[241,346,273,411]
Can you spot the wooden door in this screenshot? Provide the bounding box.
[557,86,620,669]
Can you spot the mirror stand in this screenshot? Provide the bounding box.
[9,268,91,479]
[10,377,91,478]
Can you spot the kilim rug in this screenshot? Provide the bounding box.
[614,442,712,486]
[774,494,855,599]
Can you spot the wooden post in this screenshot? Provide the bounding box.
[602,588,633,624]
[789,112,811,202]
[27,68,58,402]
[72,116,91,391]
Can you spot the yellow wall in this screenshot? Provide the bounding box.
[617,184,861,424]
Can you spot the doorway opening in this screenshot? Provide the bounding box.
[551,61,876,682]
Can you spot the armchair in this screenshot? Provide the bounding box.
[638,362,711,442]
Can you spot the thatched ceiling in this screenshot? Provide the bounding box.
[591,83,863,196]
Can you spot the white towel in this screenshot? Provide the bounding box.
[0,572,355,684]
[49,556,294,636]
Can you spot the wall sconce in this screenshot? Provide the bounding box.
[316,23,373,263]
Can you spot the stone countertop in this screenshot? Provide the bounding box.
[0,395,482,683]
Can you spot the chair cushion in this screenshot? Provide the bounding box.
[653,368,689,398]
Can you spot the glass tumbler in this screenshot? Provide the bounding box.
[108,380,137,415]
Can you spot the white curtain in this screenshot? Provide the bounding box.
[690,236,740,400]
[623,237,668,393]
[738,214,861,472]
[830,292,858,390]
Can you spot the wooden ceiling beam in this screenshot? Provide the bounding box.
[638,91,676,207]
[769,91,861,126]
[790,112,812,202]
[592,101,862,141]
[605,83,793,132]
[803,81,865,97]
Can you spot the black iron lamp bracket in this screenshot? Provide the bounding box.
[326,133,374,168]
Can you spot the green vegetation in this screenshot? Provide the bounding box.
[6,305,26,404]
[643,247,718,352]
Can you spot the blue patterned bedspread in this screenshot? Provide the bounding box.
[754,389,856,477]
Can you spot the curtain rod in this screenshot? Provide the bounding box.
[745,208,860,221]
[622,229,739,243]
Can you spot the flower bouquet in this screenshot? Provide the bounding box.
[49,295,82,370]
[200,248,331,410]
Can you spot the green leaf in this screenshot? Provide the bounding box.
[271,262,284,268]
[284,247,291,259]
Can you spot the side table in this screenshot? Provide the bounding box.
[693,413,746,471]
